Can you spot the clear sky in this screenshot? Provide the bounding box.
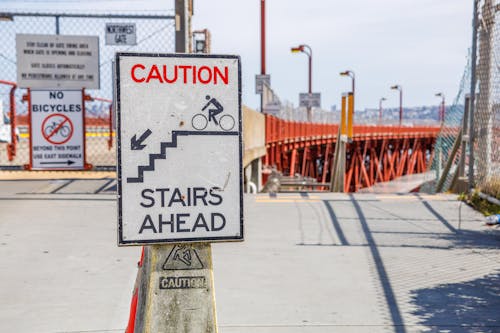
[1,0,473,110]
[192,0,473,110]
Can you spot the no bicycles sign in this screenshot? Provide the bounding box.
[30,90,85,169]
[116,53,243,245]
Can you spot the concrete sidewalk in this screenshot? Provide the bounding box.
[0,181,499,332]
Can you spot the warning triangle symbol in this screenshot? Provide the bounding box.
[162,245,204,270]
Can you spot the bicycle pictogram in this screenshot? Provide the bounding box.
[41,114,74,145]
[191,95,235,131]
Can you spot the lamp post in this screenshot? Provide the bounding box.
[291,44,312,121]
[391,85,403,125]
[340,70,355,95]
[379,97,386,123]
[435,92,445,124]
[340,70,355,114]
[259,0,266,113]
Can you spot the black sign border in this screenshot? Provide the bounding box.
[116,52,243,246]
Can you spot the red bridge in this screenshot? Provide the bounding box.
[263,115,440,192]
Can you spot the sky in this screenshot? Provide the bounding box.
[0,0,473,110]
[192,0,473,110]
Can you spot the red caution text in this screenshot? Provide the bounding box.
[131,64,229,85]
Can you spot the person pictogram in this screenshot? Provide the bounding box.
[191,95,235,131]
[162,245,204,270]
[201,95,224,125]
[173,247,192,266]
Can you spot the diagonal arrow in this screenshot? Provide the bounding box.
[131,129,152,150]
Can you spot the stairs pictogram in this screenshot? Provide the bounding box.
[126,130,238,184]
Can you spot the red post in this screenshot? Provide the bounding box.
[82,89,94,170]
[260,0,266,75]
[0,80,17,161]
[108,103,113,150]
[22,89,31,169]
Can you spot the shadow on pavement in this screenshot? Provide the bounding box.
[410,272,500,333]
[348,194,407,333]
[431,229,500,249]
[318,195,499,333]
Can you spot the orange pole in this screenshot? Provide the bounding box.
[347,92,354,140]
[341,93,347,135]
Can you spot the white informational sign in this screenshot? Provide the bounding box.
[264,101,281,117]
[255,74,270,94]
[16,34,100,89]
[105,23,137,46]
[116,53,243,245]
[30,90,85,170]
[299,92,321,108]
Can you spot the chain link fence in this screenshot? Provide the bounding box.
[0,10,175,169]
[430,0,499,200]
[426,53,471,193]
[472,0,500,199]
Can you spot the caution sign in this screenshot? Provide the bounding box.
[162,245,204,270]
[30,90,85,170]
[116,53,243,245]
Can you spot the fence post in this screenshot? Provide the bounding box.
[175,0,193,53]
[468,0,480,191]
[473,0,496,191]
[458,94,470,178]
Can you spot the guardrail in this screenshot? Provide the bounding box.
[265,114,440,145]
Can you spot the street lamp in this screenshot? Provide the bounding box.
[391,85,403,125]
[291,44,312,121]
[379,97,386,123]
[340,70,355,95]
[340,70,355,116]
[435,92,445,124]
[291,44,312,94]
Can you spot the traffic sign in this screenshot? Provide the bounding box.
[30,90,85,170]
[299,92,321,108]
[16,34,100,89]
[116,53,243,245]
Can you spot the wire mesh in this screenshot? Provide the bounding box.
[430,0,499,199]
[0,11,175,169]
[426,52,471,193]
[472,0,500,199]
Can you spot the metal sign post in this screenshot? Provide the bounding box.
[116,53,243,332]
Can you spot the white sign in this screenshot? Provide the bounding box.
[16,34,100,89]
[116,53,243,245]
[30,90,85,170]
[299,92,321,108]
[264,101,281,116]
[105,23,137,46]
[255,74,270,94]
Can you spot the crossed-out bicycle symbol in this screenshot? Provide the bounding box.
[41,114,74,145]
[191,95,235,131]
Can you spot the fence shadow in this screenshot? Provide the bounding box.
[410,272,500,332]
[434,228,500,249]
